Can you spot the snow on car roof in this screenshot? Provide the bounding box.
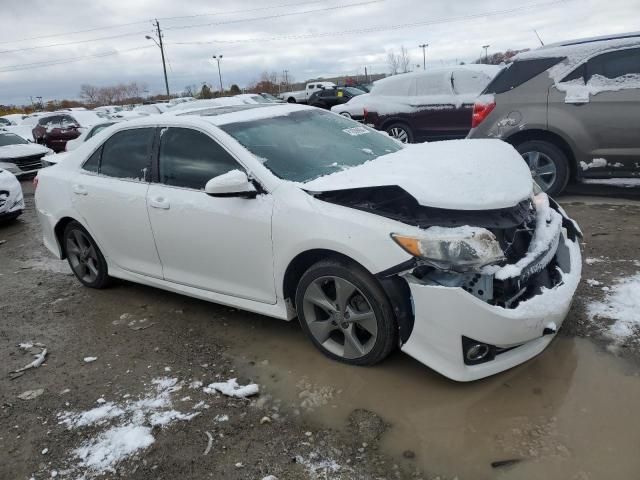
[194,104,314,126]
[515,33,640,81]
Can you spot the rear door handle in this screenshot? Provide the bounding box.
[72,184,88,196]
[149,196,170,210]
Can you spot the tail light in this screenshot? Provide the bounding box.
[471,100,496,128]
[363,107,368,122]
[33,175,39,191]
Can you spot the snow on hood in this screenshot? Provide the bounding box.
[304,139,533,210]
[0,142,49,160]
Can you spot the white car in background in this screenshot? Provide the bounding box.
[0,132,52,177]
[34,104,582,382]
[0,167,24,221]
[331,93,370,120]
[234,94,273,104]
[0,112,49,142]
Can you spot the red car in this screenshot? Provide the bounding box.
[32,111,103,152]
[363,65,501,143]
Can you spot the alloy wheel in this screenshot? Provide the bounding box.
[66,229,100,284]
[301,276,378,359]
[522,150,557,192]
[388,127,409,143]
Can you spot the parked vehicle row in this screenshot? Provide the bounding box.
[0,166,24,221]
[0,132,52,177]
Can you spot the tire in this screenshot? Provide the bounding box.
[286,97,296,104]
[515,140,570,197]
[295,258,397,366]
[385,122,413,144]
[340,112,352,118]
[63,221,111,289]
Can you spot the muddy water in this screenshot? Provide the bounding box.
[226,317,640,479]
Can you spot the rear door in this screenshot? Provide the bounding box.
[146,126,276,303]
[71,127,163,278]
[549,47,640,175]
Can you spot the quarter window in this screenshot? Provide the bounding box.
[99,128,154,181]
[158,128,241,190]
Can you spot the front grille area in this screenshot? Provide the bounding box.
[13,153,45,172]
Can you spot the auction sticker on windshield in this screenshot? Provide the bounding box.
[342,126,369,136]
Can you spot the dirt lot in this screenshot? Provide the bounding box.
[1,181,639,480]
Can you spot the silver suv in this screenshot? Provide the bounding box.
[468,33,640,196]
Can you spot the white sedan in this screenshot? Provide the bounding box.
[34,104,582,381]
[0,167,24,221]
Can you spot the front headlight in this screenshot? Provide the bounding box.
[391,227,505,272]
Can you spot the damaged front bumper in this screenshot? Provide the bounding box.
[399,212,582,382]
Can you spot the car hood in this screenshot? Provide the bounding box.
[0,142,50,160]
[303,139,533,210]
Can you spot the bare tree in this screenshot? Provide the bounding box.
[183,84,198,97]
[399,45,411,73]
[387,51,400,75]
[79,84,100,105]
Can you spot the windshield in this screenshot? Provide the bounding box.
[219,109,402,183]
[345,87,366,96]
[0,133,29,146]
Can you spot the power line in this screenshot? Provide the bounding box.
[0,46,154,73]
[0,0,329,46]
[169,0,564,45]
[162,0,383,32]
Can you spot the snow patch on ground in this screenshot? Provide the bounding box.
[580,158,608,171]
[203,378,259,398]
[295,452,348,479]
[587,273,640,341]
[56,377,198,478]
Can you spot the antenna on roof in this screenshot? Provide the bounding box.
[533,29,545,46]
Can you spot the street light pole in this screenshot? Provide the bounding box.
[213,55,224,94]
[482,45,490,64]
[146,20,170,98]
[419,44,428,70]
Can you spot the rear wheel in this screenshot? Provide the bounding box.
[386,123,413,144]
[516,140,570,196]
[63,221,111,289]
[286,97,296,104]
[295,259,397,366]
[340,112,352,118]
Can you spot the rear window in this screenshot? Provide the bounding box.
[483,57,565,94]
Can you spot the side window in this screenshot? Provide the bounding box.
[82,147,101,173]
[100,128,154,181]
[415,74,446,96]
[587,48,640,80]
[158,128,241,190]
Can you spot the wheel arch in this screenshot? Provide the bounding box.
[505,128,578,181]
[54,216,78,259]
[282,248,414,343]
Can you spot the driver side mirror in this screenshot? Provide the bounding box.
[204,170,257,198]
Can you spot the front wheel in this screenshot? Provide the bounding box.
[295,259,397,366]
[63,221,111,289]
[385,123,413,144]
[340,112,352,119]
[516,140,570,197]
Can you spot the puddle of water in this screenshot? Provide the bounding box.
[227,317,640,480]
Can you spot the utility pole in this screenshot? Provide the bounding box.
[419,44,428,70]
[482,45,490,64]
[364,66,368,83]
[212,55,224,93]
[283,69,289,88]
[146,20,170,98]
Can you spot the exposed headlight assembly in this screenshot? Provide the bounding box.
[392,226,505,272]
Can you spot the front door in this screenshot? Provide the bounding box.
[146,127,276,303]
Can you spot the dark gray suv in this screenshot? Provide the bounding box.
[468,33,640,195]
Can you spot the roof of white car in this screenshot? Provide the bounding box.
[109,104,313,130]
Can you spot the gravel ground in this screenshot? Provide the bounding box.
[1,180,639,480]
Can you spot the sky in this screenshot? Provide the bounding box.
[0,0,638,105]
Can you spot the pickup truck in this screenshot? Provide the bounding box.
[279,82,336,103]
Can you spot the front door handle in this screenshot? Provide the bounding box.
[149,196,170,210]
[72,184,88,196]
